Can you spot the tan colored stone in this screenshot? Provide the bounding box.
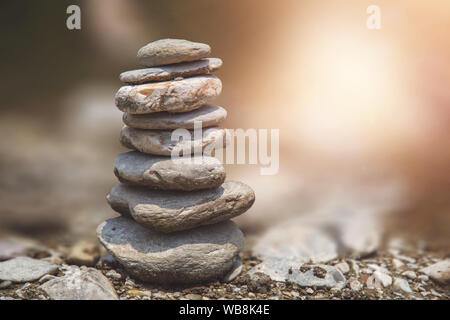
[120,125,227,156]
[122,104,227,130]
[115,75,221,114]
[120,58,222,84]
[114,152,225,191]
[137,39,210,67]
[115,76,222,114]
[106,181,255,233]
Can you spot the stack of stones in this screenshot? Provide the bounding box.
[97,39,255,285]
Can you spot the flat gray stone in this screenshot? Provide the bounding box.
[137,39,211,67]
[115,75,221,114]
[97,217,243,284]
[39,265,118,300]
[393,277,413,294]
[420,260,450,284]
[0,257,58,282]
[120,125,227,156]
[248,262,346,289]
[123,104,227,130]
[106,181,255,233]
[114,152,225,191]
[120,58,222,84]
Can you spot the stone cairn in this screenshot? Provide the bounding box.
[97,39,255,285]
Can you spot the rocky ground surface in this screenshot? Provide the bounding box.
[0,236,448,300]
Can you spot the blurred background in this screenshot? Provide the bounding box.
[0,0,449,256]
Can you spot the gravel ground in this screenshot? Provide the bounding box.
[1,243,447,301]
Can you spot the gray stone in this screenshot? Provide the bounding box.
[120,126,227,156]
[402,270,417,279]
[366,271,392,289]
[40,265,118,300]
[418,275,429,282]
[123,104,227,130]
[393,277,413,294]
[115,76,221,114]
[222,258,243,283]
[335,262,350,274]
[349,279,363,291]
[38,274,56,284]
[137,39,211,67]
[120,58,222,84]
[114,151,225,191]
[0,257,58,282]
[105,269,122,281]
[392,258,404,269]
[107,181,255,233]
[96,217,243,284]
[248,262,346,289]
[420,260,450,284]
[184,293,202,300]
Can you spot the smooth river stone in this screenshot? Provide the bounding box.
[122,104,227,130]
[97,217,243,284]
[120,58,222,84]
[106,181,255,233]
[0,257,58,282]
[120,125,228,156]
[137,39,211,67]
[115,75,221,114]
[114,151,225,191]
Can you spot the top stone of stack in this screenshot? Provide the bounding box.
[137,39,211,67]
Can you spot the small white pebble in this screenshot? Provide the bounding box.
[38,274,57,283]
[418,275,429,282]
[306,288,314,294]
[335,262,350,274]
[350,280,363,291]
[106,269,122,280]
[392,259,404,269]
[430,289,442,297]
[396,255,416,264]
[368,264,390,274]
[402,271,417,279]
[393,278,413,294]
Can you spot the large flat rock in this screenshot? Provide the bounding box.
[97,217,243,284]
[137,39,211,67]
[0,257,58,283]
[120,125,227,156]
[106,181,255,233]
[115,76,221,114]
[122,104,227,130]
[114,152,225,191]
[120,58,222,84]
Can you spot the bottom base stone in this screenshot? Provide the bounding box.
[97,216,243,285]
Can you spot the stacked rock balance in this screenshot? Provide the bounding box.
[97,39,255,285]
